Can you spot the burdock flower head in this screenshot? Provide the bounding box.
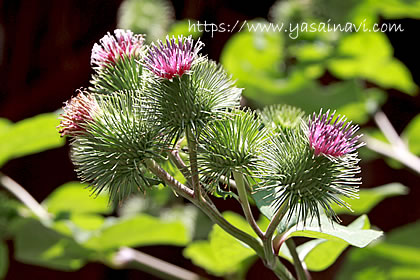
[91,29,144,68]
[58,90,99,137]
[257,108,364,226]
[308,110,364,157]
[144,35,204,79]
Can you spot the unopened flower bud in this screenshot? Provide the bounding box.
[58,90,99,137]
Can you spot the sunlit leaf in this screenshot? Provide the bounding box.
[374,0,420,19]
[287,214,382,248]
[295,215,372,271]
[43,182,112,215]
[183,212,258,277]
[402,114,420,156]
[328,32,417,94]
[84,214,189,250]
[0,113,65,167]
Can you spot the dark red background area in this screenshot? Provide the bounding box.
[0,0,419,279]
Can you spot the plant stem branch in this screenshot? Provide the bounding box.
[286,239,307,280]
[114,247,202,280]
[263,201,289,271]
[232,171,263,238]
[145,159,194,199]
[364,135,420,175]
[367,110,420,175]
[0,172,50,220]
[373,110,406,149]
[169,150,192,185]
[145,159,265,258]
[186,128,202,200]
[272,257,296,280]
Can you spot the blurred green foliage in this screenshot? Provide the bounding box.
[337,221,420,280]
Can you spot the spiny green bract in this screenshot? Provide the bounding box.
[259,104,305,132]
[257,123,361,225]
[90,55,145,95]
[197,110,269,194]
[70,91,165,202]
[144,59,241,142]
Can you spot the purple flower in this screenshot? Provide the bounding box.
[144,35,204,79]
[59,90,99,137]
[308,110,363,157]
[91,29,144,68]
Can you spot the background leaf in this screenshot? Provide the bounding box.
[0,113,65,167]
[403,114,420,156]
[83,214,189,250]
[13,218,91,271]
[328,32,417,94]
[42,182,112,215]
[332,183,409,215]
[336,221,420,280]
[183,212,258,277]
[0,242,7,279]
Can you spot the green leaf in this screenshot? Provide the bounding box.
[13,218,91,271]
[220,21,286,95]
[0,242,8,279]
[43,182,112,215]
[287,214,382,248]
[332,183,409,215]
[167,19,202,39]
[83,214,189,250]
[183,212,258,277]
[403,114,420,156]
[295,215,372,271]
[337,221,420,280]
[328,32,417,94]
[0,113,65,167]
[373,0,420,19]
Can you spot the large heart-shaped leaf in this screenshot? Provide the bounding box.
[295,215,372,271]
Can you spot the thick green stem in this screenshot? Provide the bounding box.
[145,159,194,199]
[198,197,265,258]
[263,201,291,277]
[145,159,264,258]
[232,171,263,238]
[186,128,202,200]
[272,257,296,280]
[286,239,307,280]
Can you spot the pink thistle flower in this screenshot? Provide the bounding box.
[59,90,100,137]
[144,35,204,79]
[91,29,144,68]
[308,110,363,157]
